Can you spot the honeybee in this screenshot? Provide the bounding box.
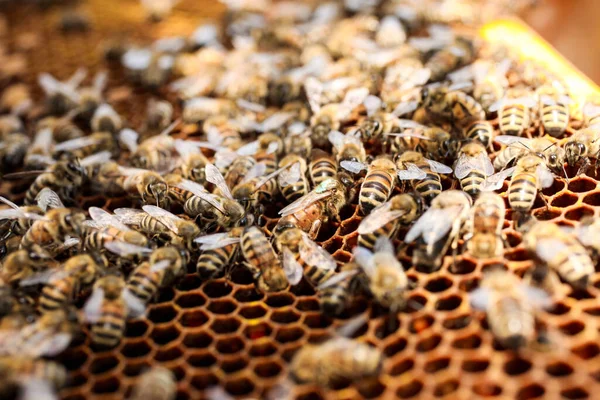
[449,59,510,111]
[341,156,397,215]
[240,226,289,292]
[0,194,45,239]
[0,248,53,285]
[317,263,361,316]
[536,84,572,137]
[81,207,150,252]
[146,98,174,132]
[38,69,86,115]
[130,367,177,400]
[224,156,257,190]
[376,15,407,47]
[309,149,337,187]
[424,36,476,82]
[574,216,600,260]
[173,141,210,185]
[328,129,367,169]
[523,221,594,288]
[20,208,87,255]
[128,246,187,303]
[0,132,29,171]
[115,165,170,207]
[122,48,174,89]
[390,119,458,163]
[453,141,495,198]
[277,154,309,203]
[83,275,146,348]
[52,131,118,160]
[90,103,122,134]
[284,124,312,158]
[194,227,245,280]
[276,178,348,240]
[0,357,67,398]
[24,127,54,169]
[358,95,418,149]
[395,150,453,204]
[274,227,337,288]
[421,84,485,128]
[130,120,180,172]
[470,269,550,349]
[493,135,565,173]
[141,205,200,250]
[182,97,236,123]
[489,91,536,136]
[76,71,108,122]
[463,192,505,259]
[405,190,472,271]
[563,128,600,173]
[464,120,494,150]
[289,318,383,387]
[506,154,554,213]
[358,192,424,251]
[582,99,600,129]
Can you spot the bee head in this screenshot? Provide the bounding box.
[564,141,586,167]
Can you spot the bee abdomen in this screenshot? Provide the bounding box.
[413,171,442,203]
[25,174,53,205]
[92,309,126,348]
[357,222,397,251]
[281,179,308,202]
[320,286,348,316]
[304,265,335,287]
[359,171,394,214]
[508,173,537,212]
[310,160,336,186]
[500,105,530,136]
[39,280,74,312]
[541,104,569,135]
[465,121,493,147]
[128,272,160,303]
[196,246,234,280]
[460,171,486,197]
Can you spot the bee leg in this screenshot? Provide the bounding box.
[308,221,322,240]
[576,157,590,177]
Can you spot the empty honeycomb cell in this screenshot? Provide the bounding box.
[572,342,600,359]
[295,298,320,311]
[91,377,120,394]
[148,305,179,323]
[396,380,424,399]
[190,372,218,390]
[424,357,451,374]
[303,313,332,329]
[266,292,295,308]
[296,392,325,400]
[551,193,579,207]
[504,248,530,261]
[568,289,595,300]
[125,320,150,338]
[216,336,245,354]
[546,361,574,376]
[66,373,87,389]
[543,179,566,195]
[546,301,571,315]
[517,384,545,400]
[155,345,183,362]
[229,267,255,285]
[209,317,241,334]
[559,320,586,336]
[442,314,472,330]
[473,382,503,397]
[151,325,181,345]
[239,304,268,319]
[435,295,463,311]
[220,356,248,374]
[208,299,238,314]
[533,207,562,220]
[561,388,589,399]
[568,178,596,193]
[234,288,264,303]
[565,206,595,221]
[503,357,533,376]
[375,316,400,339]
[243,322,272,340]
[583,307,600,316]
[407,294,428,311]
[224,377,255,396]
[121,340,152,358]
[583,191,600,206]
[434,379,459,397]
[176,275,203,292]
[175,293,206,309]
[339,217,360,235]
[390,358,414,376]
[203,280,233,298]
[253,360,282,378]
[424,276,454,292]
[452,333,482,349]
[383,337,408,357]
[157,288,176,303]
[90,355,120,375]
[271,309,301,324]
[179,309,209,328]
[182,331,213,349]
[416,334,442,352]
[275,326,305,343]
[462,359,489,373]
[58,349,88,371]
[249,340,278,357]
[290,281,316,297]
[187,351,217,368]
[409,314,434,333]
[449,258,477,275]
[123,361,150,377]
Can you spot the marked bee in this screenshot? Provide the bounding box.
[453,141,495,198]
[395,150,453,204]
[463,192,506,259]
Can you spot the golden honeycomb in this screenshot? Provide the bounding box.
[2,1,600,400]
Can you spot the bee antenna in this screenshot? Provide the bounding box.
[562,164,570,185]
[542,142,557,152]
[515,141,531,151]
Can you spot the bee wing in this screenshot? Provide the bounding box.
[282,247,303,285]
[257,112,295,132]
[38,72,60,94]
[426,159,453,174]
[317,269,358,290]
[304,76,323,113]
[84,287,105,323]
[31,128,54,151]
[535,238,571,266]
[300,234,336,271]
[57,236,80,253]
[494,135,531,146]
[175,178,227,214]
[53,136,101,152]
[387,130,431,141]
[242,162,267,184]
[197,236,240,251]
[236,98,266,113]
[397,163,427,180]
[122,48,152,70]
[206,126,224,146]
[19,269,70,287]
[537,165,554,188]
[0,208,39,221]
[80,151,113,166]
[279,190,332,216]
[151,260,172,273]
[340,160,368,174]
[364,95,382,117]
[123,289,147,318]
[214,149,238,169]
[104,241,152,257]
[374,236,395,255]
[235,140,259,156]
[405,205,461,244]
[204,386,235,400]
[118,129,139,153]
[353,246,376,277]
[19,379,59,400]
[487,98,504,113]
[396,119,426,129]
[448,64,474,83]
[89,207,132,232]
[0,195,34,219]
[337,87,369,120]
[254,164,288,190]
[392,101,419,117]
[519,283,552,309]
[336,315,368,338]
[469,286,491,310]
[481,167,516,191]
[327,130,345,150]
[358,202,407,234]
[33,332,73,358]
[36,188,65,211]
[278,162,302,187]
[142,205,182,234]
[454,152,494,179]
[24,155,56,167]
[113,208,147,226]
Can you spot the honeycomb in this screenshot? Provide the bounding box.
[2,1,600,400]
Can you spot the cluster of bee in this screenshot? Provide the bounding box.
[0,0,598,398]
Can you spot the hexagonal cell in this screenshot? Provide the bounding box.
[435,295,463,311]
[224,377,255,396]
[239,304,268,319]
[253,360,282,378]
[546,361,574,377]
[384,337,408,357]
[542,179,566,195]
[58,349,88,371]
[249,340,278,357]
[176,275,203,291]
[547,301,571,315]
[473,382,502,397]
[229,267,255,285]
[91,377,120,394]
[416,334,442,352]
[175,293,206,309]
[450,258,477,275]
[504,357,532,376]
[565,206,595,221]
[151,325,181,345]
[155,345,183,362]
[187,351,217,368]
[296,298,320,311]
[424,357,450,374]
[452,333,482,349]
[90,355,119,375]
[516,383,545,399]
[209,317,241,334]
[396,380,423,399]
[561,388,589,399]
[289,280,316,297]
[121,340,152,358]
[270,309,301,324]
[182,331,213,349]
[533,207,562,221]
[390,358,414,376]
[244,322,272,340]
[434,379,459,397]
[180,309,209,328]
[234,288,264,303]
[569,178,596,193]
[357,379,386,399]
[559,320,586,336]
[424,277,453,292]
[551,192,579,208]
[583,191,600,206]
[462,358,489,373]
[572,342,600,359]
[148,304,178,324]
[303,313,332,329]
[125,320,150,338]
[442,314,471,330]
[123,361,150,377]
[275,326,305,344]
[216,336,245,354]
[374,315,400,339]
[208,299,238,315]
[265,292,295,308]
[220,356,249,374]
[203,280,233,298]
[190,372,218,390]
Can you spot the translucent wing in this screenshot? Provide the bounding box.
[80,151,112,166]
[300,234,336,271]
[242,162,267,184]
[257,112,294,132]
[36,188,65,211]
[353,246,376,277]
[214,149,238,169]
[83,288,105,323]
[405,205,461,244]
[123,289,147,318]
[317,269,358,290]
[142,205,182,234]
[279,190,332,216]
[33,332,73,357]
[304,76,323,113]
[282,247,303,285]
[481,167,516,191]
[255,164,291,191]
[337,87,369,120]
[195,233,240,250]
[391,101,419,117]
[20,269,69,287]
[236,98,265,113]
[278,162,302,187]
[374,236,395,254]
[396,119,426,129]
[535,238,569,263]
[494,135,531,146]
[104,241,152,257]
[151,260,172,273]
[537,165,554,188]
[364,95,382,116]
[340,160,367,174]
[469,286,490,310]
[20,379,58,400]
[38,73,60,94]
[426,159,453,174]
[31,128,54,151]
[387,131,431,141]
[0,196,44,221]
[454,153,492,179]
[397,163,427,180]
[89,207,132,232]
[0,209,35,220]
[327,130,345,150]
[520,284,552,309]
[53,136,101,152]
[358,202,407,234]
[236,140,260,156]
[118,129,139,153]
[174,178,227,214]
[113,208,147,226]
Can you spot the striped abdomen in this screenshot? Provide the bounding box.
[500,105,530,136]
[2,357,67,388]
[241,227,277,278]
[197,243,238,280]
[127,264,162,303]
[327,340,383,383]
[303,258,335,288]
[465,121,493,148]
[281,176,309,203]
[489,296,534,349]
[357,221,399,251]
[25,173,55,205]
[508,172,537,212]
[359,170,394,214]
[91,300,126,348]
[541,104,569,136]
[411,162,442,204]
[255,152,278,195]
[548,244,593,287]
[39,277,77,312]
[309,158,337,187]
[460,170,486,198]
[168,186,194,204]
